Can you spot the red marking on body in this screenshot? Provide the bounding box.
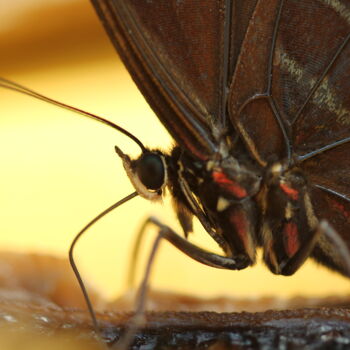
[279,183,299,201]
[229,210,254,259]
[283,222,299,258]
[212,171,247,199]
[230,211,247,242]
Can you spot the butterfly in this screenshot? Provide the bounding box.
[1,0,349,345]
[89,0,350,280]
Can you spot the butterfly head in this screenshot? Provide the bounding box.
[115,146,168,201]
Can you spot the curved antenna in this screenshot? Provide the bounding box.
[0,77,146,152]
[69,191,138,333]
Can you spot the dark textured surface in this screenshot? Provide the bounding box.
[2,294,350,349]
[102,309,350,349]
[1,252,349,349]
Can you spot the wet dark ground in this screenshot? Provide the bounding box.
[0,252,350,349]
[1,296,350,349]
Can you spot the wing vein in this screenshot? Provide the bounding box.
[313,184,350,204]
[221,0,232,127]
[292,32,350,126]
[297,136,350,162]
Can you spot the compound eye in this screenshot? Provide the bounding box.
[136,153,165,191]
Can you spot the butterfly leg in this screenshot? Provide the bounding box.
[262,172,350,276]
[129,216,249,276]
[314,220,350,277]
[126,218,157,289]
[127,215,250,289]
[119,215,250,349]
[276,223,321,276]
[265,219,350,276]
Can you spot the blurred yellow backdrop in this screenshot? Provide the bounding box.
[0,0,348,301]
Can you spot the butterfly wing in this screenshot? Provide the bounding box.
[227,0,350,273]
[91,0,258,160]
[92,0,350,274]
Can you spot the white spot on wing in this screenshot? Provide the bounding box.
[320,0,350,24]
[280,53,350,126]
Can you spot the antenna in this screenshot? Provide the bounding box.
[0,77,146,152]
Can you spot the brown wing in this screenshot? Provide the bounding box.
[228,0,289,166]
[90,0,258,160]
[302,143,350,274]
[228,0,350,165]
[308,183,350,275]
[228,0,350,194]
[228,0,350,273]
[287,0,350,272]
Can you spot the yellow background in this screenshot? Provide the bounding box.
[0,0,348,301]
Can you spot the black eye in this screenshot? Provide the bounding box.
[136,153,165,190]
